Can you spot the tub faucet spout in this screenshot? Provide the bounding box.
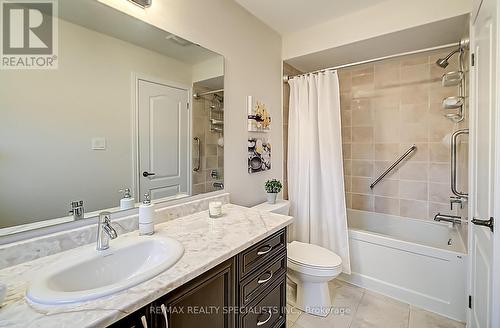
[434,213,463,225]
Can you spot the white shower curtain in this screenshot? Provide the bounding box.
[288,71,351,273]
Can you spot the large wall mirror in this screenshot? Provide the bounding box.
[0,0,224,236]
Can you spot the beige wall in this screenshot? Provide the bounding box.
[282,0,471,60]
[0,18,193,227]
[339,48,468,220]
[99,0,283,207]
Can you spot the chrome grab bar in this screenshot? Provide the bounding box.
[451,129,469,198]
[193,137,201,172]
[370,145,417,189]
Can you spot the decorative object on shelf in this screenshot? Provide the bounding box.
[264,179,282,204]
[247,96,271,132]
[248,137,271,174]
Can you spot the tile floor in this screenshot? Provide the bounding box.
[286,280,465,328]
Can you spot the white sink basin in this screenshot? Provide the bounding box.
[26,236,184,305]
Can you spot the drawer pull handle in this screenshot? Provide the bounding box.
[161,304,169,328]
[257,245,272,255]
[141,315,148,328]
[257,309,272,326]
[257,271,273,284]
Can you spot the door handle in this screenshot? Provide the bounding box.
[472,217,494,232]
[142,171,156,177]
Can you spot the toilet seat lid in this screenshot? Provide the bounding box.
[288,241,342,269]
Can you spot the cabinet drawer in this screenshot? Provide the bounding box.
[240,254,286,306]
[239,274,286,328]
[239,229,286,278]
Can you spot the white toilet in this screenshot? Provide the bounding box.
[252,200,343,317]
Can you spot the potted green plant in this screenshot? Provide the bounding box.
[265,179,282,204]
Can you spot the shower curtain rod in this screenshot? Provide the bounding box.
[193,88,224,98]
[283,42,458,82]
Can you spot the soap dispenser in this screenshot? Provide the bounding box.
[139,193,154,235]
[119,188,135,210]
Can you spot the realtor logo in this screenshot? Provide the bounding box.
[1,0,58,69]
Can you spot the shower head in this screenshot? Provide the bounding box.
[435,38,470,69]
[435,49,460,68]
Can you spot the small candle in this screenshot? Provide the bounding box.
[209,201,223,218]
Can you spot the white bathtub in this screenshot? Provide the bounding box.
[340,209,467,322]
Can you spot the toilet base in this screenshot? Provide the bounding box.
[288,271,336,317]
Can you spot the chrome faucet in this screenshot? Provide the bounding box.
[213,182,224,189]
[434,213,463,225]
[69,200,85,220]
[96,211,118,251]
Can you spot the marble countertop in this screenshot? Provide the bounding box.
[0,204,293,328]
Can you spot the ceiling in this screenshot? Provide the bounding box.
[285,14,469,72]
[59,0,221,65]
[234,0,389,35]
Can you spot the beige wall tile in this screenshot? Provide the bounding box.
[351,176,373,194]
[429,183,449,203]
[343,160,352,176]
[352,108,374,126]
[352,160,373,177]
[374,108,399,142]
[345,192,352,208]
[375,196,400,215]
[430,163,451,183]
[372,179,399,197]
[429,202,456,218]
[344,175,352,192]
[352,143,374,160]
[341,93,352,111]
[428,104,455,142]
[351,98,371,111]
[400,199,429,220]
[398,162,429,181]
[342,127,352,143]
[401,63,430,84]
[352,126,373,143]
[374,62,400,87]
[338,70,352,93]
[375,143,400,160]
[399,180,428,201]
[400,104,428,124]
[400,123,429,143]
[341,110,352,127]
[342,144,352,159]
[430,143,451,162]
[401,84,429,105]
[401,143,429,162]
[352,193,374,211]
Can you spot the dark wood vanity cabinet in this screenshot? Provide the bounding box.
[109,229,287,328]
[153,258,236,328]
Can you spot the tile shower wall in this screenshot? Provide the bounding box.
[339,48,467,220]
[283,63,303,200]
[192,86,224,195]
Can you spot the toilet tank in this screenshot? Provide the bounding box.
[252,200,290,215]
